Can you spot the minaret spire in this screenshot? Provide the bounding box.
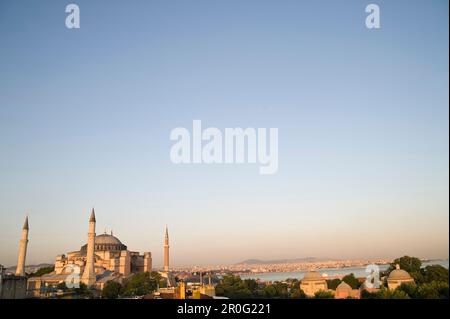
[15,215,29,276]
[89,207,96,222]
[81,208,96,286]
[23,215,29,230]
[164,225,170,272]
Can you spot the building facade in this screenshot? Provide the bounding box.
[27,209,152,295]
[300,271,328,297]
[334,281,360,299]
[387,264,414,290]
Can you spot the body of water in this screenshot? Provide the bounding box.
[240,260,449,282]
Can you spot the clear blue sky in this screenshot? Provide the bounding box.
[0,0,448,267]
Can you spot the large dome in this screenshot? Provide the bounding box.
[80,234,127,252]
[95,234,123,245]
[302,271,324,281]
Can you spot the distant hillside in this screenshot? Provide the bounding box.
[2,263,53,274]
[238,257,325,265]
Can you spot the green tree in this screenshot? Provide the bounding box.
[56,282,67,291]
[215,285,225,296]
[415,281,449,299]
[360,289,377,299]
[121,272,160,297]
[54,281,93,298]
[342,273,360,289]
[387,256,422,273]
[314,290,334,299]
[367,286,410,299]
[365,280,449,300]
[327,279,341,290]
[291,288,307,299]
[243,279,258,292]
[388,289,410,299]
[74,283,93,298]
[215,275,255,299]
[215,275,276,299]
[29,266,54,277]
[262,282,288,298]
[102,281,122,299]
[263,285,277,298]
[421,265,449,284]
[396,282,417,298]
[158,278,168,288]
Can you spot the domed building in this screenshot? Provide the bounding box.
[80,233,128,252]
[53,211,152,279]
[334,281,360,299]
[27,209,153,295]
[300,270,328,297]
[387,264,414,290]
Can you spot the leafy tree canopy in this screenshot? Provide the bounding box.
[327,279,341,290]
[421,265,449,284]
[29,266,54,277]
[102,281,122,299]
[387,256,421,275]
[55,282,93,298]
[314,290,334,299]
[121,271,161,297]
[342,273,360,289]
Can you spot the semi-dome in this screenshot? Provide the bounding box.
[302,271,324,281]
[80,234,127,252]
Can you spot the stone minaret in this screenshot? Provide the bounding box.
[81,208,96,286]
[15,216,29,276]
[164,225,170,272]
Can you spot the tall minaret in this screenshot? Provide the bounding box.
[15,216,29,276]
[164,225,170,272]
[81,208,96,286]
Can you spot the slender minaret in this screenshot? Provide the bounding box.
[15,216,29,276]
[81,208,96,286]
[164,225,170,272]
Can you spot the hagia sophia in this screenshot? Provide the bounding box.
[25,209,174,295]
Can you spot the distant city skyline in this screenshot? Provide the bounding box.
[1,0,449,267]
[1,210,448,268]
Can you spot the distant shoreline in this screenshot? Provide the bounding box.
[240,259,449,282]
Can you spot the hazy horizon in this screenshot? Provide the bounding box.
[1,207,449,267]
[1,0,449,268]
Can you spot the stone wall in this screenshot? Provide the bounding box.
[0,275,27,299]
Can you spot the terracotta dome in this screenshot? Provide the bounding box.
[388,267,413,281]
[302,271,324,281]
[336,281,352,292]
